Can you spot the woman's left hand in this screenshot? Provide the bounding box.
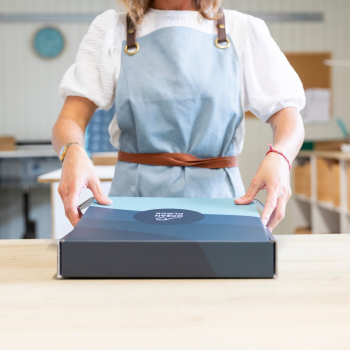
[234,151,291,232]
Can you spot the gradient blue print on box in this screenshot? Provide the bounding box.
[58,198,277,279]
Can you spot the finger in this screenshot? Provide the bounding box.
[57,184,62,199]
[89,180,113,205]
[65,188,83,227]
[64,205,83,227]
[266,196,287,232]
[65,203,83,227]
[64,202,73,225]
[77,207,83,218]
[234,178,262,205]
[261,187,279,227]
[58,183,67,202]
[59,185,72,222]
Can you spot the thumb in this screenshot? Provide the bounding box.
[89,180,113,205]
[234,179,261,205]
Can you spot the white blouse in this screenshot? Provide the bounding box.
[59,8,306,151]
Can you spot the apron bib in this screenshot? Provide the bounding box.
[109,10,245,198]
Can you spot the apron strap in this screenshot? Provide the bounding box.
[125,8,229,53]
[118,151,238,169]
[216,8,227,43]
[215,8,230,48]
[126,14,136,49]
[125,14,139,55]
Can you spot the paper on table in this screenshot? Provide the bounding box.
[300,88,331,125]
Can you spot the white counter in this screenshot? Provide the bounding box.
[38,165,115,183]
[0,145,57,158]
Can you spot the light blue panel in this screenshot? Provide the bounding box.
[85,104,117,154]
[91,197,260,217]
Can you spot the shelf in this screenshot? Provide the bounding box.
[294,152,350,233]
[294,193,312,203]
[298,150,350,161]
[294,194,344,214]
[316,200,342,213]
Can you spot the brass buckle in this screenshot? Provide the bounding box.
[215,38,230,49]
[124,42,139,56]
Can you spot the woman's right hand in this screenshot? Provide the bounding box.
[58,144,113,227]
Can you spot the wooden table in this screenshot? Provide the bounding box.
[1,235,349,349]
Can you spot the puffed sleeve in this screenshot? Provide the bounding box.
[59,9,119,110]
[243,15,306,122]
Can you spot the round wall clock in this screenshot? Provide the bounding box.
[33,27,65,59]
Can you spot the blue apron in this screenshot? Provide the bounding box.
[109,19,245,198]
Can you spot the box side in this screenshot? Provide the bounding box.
[59,240,275,279]
[198,241,275,278]
[57,241,62,278]
[265,228,277,278]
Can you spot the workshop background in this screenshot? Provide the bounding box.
[1,0,350,238]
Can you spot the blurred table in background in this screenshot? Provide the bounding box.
[0,144,60,238]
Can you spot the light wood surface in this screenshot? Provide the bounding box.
[0,235,349,349]
[38,165,115,183]
[299,150,350,160]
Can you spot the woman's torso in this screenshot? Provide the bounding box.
[58,8,306,198]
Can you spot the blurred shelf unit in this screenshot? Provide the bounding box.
[293,151,350,234]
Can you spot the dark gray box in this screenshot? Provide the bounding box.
[58,197,277,279]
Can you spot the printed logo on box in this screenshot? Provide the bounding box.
[155,212,183,221]
[134,208,204,225]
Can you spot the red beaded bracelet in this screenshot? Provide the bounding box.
[266,143,291,171]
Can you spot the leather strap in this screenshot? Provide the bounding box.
[126,7,227,48]
[216,7,227,43]
[126,14,137,49]
[118,151,238,169]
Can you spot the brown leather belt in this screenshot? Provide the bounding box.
[118,151,238,169]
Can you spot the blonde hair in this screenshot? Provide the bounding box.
[119,0,223,28]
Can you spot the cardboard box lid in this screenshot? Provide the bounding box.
[62,197,272,244]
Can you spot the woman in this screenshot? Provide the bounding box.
[52,0,305,231]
